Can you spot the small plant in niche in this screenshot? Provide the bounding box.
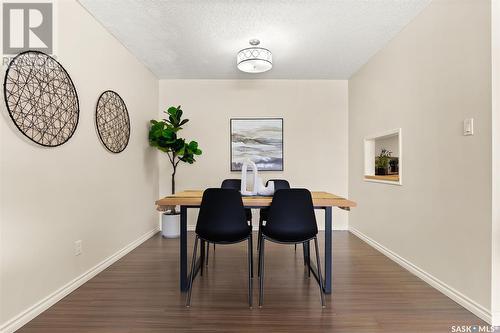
[375,149,392,176]
[149,105,202,214]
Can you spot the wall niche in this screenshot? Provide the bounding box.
[364,128,402,185]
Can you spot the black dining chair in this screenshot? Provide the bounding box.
[204,179,253,266]
[257,179,308,260]
[221,179,253,222]
[186,188,253,307]
[257,179,310,275]
[258,189,325,308]
[257,179,290,252]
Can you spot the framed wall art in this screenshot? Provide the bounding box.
[230,118,283,171]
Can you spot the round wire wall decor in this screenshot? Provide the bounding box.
[95,90,130,153]
[3,50,80,147]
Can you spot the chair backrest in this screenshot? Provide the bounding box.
[221,179,241,190]
[264,189,317,243]
[195,188,249,243]
[266,179,290,190]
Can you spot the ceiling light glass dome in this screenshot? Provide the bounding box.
[237,39,272,74]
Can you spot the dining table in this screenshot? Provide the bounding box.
[155,190,357,294]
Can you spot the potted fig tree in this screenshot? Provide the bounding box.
[149,105,202,238]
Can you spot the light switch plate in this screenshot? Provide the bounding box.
[463,118,474,136]
[74,240,82,256]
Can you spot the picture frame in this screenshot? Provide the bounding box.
[230,118,284,171]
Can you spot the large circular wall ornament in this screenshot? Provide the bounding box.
[95,90,130,153]
[3,51,80,147]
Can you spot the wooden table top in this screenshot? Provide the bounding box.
[156,190,357,211]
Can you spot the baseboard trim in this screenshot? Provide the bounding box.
[349,227,492,324]
[0,227,160,333]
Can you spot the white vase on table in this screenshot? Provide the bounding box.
[240,159,259,195]
[257,179,275,196]
[240,159,276,196]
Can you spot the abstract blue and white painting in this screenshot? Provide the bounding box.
[231,118,283,171]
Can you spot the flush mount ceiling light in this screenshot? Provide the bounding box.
[237,39,272,74]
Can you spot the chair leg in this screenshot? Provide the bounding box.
[313,237,326,308]
[211,243,215,263]
[257,236,261,278]
[200,240,205,277]
[258,236,265,307]
[257,218,264,279]
[248,236,253,308]
[257,221,262,277]
[257,257,260,277]
[257,218,263,251]
[249,233,254,278]
[186,236,199,307]
[303,243,307,265]
[307,241,311,278]
[295,244,297,252]
[205,241,210,266]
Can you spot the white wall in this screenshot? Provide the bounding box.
[349,0,492,321]
[375,135,399,157]
[491,0,500,325]
[0,0,159,329]
[158,80,349,230]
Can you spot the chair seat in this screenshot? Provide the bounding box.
[261,224,315,243]
[200,225,252,244]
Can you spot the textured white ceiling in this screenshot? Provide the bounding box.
[78,0,431,79]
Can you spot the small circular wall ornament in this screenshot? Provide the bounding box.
[3,50,80,147]
[95,90,130,153]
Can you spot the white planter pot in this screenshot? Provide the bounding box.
[162,213,180,238]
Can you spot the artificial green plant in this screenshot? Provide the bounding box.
[149,106,202,205]
[375,148,392,170]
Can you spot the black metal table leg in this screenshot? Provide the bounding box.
[180,206,188,292]
[324,206,332,294]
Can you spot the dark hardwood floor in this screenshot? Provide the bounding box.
[19,231,488,333]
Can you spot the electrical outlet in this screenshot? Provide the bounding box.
[74,240,82,256]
